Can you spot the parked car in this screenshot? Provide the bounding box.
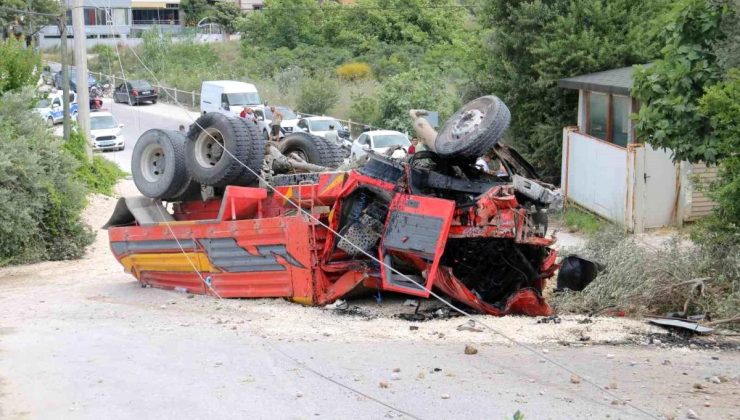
[89,112,125,151]
[253,106,300,139]
[296,116,350,140]
[113,80,158,105]
[54,69,97,92]
[350,130,410,160]
[200,81,262,115]
[35,91,78,126]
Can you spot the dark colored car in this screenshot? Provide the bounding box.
[53,69,97,92]
[113,80,158,106]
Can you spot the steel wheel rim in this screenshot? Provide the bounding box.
[194,128,225,168]
[450,108,485,141]
[140,143,166,183]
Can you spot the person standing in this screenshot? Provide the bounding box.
[475,154,493,174]
[408,137,419,154]
[270,106,283,142]
[324,124,341,145]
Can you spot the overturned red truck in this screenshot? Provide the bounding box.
[106,96,564,316]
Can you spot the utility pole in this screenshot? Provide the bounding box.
[57,13,71,141]
[72,0,92,161]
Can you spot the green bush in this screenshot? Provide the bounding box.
[273,66,305,95]
[374,70,457,133]
[0,38,40,94]
[349,93,380,127]
[0,89,94,265]
[64,130,127,196]
[296,77,340,115]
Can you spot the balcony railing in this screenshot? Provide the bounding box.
[132,20,181,25]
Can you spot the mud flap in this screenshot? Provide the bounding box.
[379,194,455,297]
[103,196,175,229]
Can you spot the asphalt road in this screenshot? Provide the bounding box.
[96,99,200,174]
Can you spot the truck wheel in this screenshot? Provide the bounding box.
[435,95,511,159]
[232,117,267,186]
[132,129,193,200]
[279,132,344,168]
[186,112,264,188]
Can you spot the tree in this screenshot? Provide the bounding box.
[0,0,59,43]
[632,0,731,164]
[0,38,40,94]
[471,0,669,181]
[243,0,322,49]
[633,0,739,240]
[374,70,457,133]
[296,76,340,115]
[213,1,246,34]
[181,0,210,26]
[698,70,740,234]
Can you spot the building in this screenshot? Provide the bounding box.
[130,0,182,36]
[38,0,183,48]
[558,65,717,232]
[233,0,264,11]
[39,0,132,47]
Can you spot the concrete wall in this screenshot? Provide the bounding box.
[39,34,142,49]
[562,128,631,226]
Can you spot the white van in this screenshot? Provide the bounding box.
[200,81,262,115]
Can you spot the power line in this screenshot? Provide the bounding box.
[0,5,59,18]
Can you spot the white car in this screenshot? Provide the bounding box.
[35,91,78,126]
[350,130,410,160]
[89,112,125,151]
[253,106,300,139]
[296,116,350,140]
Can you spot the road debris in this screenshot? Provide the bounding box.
[538,315,561,324]
[403,299,419,307]
[464,344,478,355]
[325,300,349,311]
[570,374,581,384]
[556,255,603,292]
[647,318,714,334]
[456,319,483,332]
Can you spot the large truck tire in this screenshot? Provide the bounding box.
[186,113,264,188]
[233,117,268,185]
[278,132,344,168]
[435,95,511,159]
[131,129,194,200]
